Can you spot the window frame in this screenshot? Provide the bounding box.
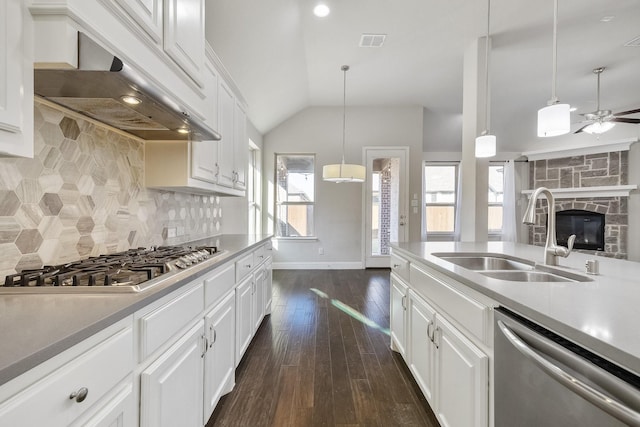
[423,162,459,240]
[248,141,261,236]
[274,153,316,239]
[488,162,505,237]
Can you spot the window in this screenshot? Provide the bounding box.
[424,163,458,237]
[275,154,315,237]
[488,164,504,234]
[248,141,261,235]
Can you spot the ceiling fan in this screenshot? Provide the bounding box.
[574,67,640,134]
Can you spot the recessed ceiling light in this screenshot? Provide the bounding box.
[600,15,615,22]
[176,127,190,134]
[313,3,330,18]
[121,95,141,105]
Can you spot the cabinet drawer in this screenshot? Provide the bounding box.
[204,262,235,309]
[391,253,410,282]
[410,264,489,343]
[235,252,255,282]
[0,326,133,426]
[254,244,269,265]
[139,283,204,361]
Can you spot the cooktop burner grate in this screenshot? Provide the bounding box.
[3,246,219,288]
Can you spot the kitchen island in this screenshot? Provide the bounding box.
[391,241,640,374]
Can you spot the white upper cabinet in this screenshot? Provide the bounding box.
[233,101,248,191]
[0,0,33,158]
[191,57,219,184]
[113,0,163,42]
[217,80,236,189]
[163,0,205,87]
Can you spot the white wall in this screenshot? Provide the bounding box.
[263,106,424,268]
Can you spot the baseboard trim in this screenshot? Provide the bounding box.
[273,262,364,270]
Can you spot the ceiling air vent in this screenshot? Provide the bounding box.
[359,33,386,48]
[624,35,640,47]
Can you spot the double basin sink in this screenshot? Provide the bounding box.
[433,253,592,283]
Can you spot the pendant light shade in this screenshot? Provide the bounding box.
[475,134,497,157]
[475,0,496,158]
[322,65,366,183]
[582,121,615,134]
[537,102,571,137]
[537,0,570,137]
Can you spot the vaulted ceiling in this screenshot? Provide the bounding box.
[205,0,640,153]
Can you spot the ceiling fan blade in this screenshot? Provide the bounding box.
[614,108,640,117]
[611,117,640,124]
[574,124,589,134]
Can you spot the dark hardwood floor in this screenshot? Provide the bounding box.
[207,269,440,427]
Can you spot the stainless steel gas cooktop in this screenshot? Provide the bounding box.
[1,245,224,293]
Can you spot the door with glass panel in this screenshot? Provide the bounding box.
[364,147,409,268]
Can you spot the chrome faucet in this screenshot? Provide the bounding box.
[523,187,575,266]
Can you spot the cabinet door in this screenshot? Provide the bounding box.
[204,291,236,420]
[264,260,273,314]
[140,320,204,427]
[235,275,253,364]
[252,267,265,331]
[190,60,219,183]
[390,274,408,358]
[113,0,163,42]
[217,80,236,188]
[163,0,205,86]
[408,291,436,405]
[233,101,247,190]
[434,315,488,427]
[0,0,33,158]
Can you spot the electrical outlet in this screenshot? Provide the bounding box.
[318,247,324,255]
[167,227,177,238]
[176,226,185,236]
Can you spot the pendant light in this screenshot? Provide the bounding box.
[322,65,366,183]
[537,0,570,137]
[475,0,496,158]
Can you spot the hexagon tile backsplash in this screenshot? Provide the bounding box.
[0,100,224,278]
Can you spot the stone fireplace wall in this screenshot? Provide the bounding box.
[529,151,628,258]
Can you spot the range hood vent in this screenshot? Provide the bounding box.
[34,33,220,141]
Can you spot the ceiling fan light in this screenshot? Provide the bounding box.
[475,134,496,157]
[583,121,615,134]
[322,163,366,183]
[537,103,570,137]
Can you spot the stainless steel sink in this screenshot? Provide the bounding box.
[434,254,533,271]
[480,270,575,282]
[433,252,592,283]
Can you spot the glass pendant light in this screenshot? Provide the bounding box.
[537,0,570,137]
[322,65,366,183]
[475,0,496,158]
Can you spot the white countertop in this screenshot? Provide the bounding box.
[391,241,640,376]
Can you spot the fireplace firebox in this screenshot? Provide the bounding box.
[554,209,605,251]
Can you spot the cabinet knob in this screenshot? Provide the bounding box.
[393,264,400,269]
[245,264,252,268]
[69,387,89,403]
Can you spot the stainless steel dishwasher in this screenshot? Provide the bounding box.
[494,307,640,426]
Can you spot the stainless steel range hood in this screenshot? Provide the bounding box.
[34,33,221,141]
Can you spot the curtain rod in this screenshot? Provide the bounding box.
[424,160,528,163]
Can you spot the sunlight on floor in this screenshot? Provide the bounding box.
[309,287,391,336]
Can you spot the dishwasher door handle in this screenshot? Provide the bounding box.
[497,320,640,426]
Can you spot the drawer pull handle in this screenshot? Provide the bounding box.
[69,387,89,403]
[258,255,264,259]
[393,264,400,269]
[245,264,252,268]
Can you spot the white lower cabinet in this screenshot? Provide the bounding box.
[70,380,135,427]
[203,291,236,420]
[390,274,409,358]
[253,266,266,331]
[235,274,254,364]
[434,314,488,427]
[407,290,436,404]
[140,320,205,427]
[407,290,488,427]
